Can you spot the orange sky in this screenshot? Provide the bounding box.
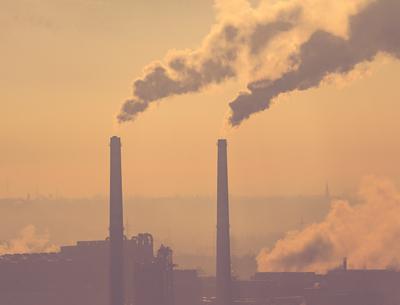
[2,0,400,198]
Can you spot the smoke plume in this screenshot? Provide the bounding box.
[118,0,400,126]
[257,176,400,273]
[229,0,400,125]
[118,0,366,123]
[0,225,57,254]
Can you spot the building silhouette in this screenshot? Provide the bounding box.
[0,137,399,305]
[0,137,189,305]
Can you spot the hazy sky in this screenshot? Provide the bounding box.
[2,0,400,198]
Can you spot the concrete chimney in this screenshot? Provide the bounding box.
[216,139,232,305]
[109,136,124,305]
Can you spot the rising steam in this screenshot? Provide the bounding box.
[257,176,400,273]
[0,225,57,254]
[118,0,400,126]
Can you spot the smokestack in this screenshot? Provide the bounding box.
[343,257,348,271]
[216,139,232,305]
[109,136,124,305]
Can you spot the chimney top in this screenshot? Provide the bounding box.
[110,136,121,146]
[218,139,227,146]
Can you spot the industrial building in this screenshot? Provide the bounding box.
[0,136,199,305]
[0,137,399,305]
[205,139,400,305]
[0,235,178,305]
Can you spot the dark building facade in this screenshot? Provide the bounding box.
[198,269,400,305]
[0,234,177,305]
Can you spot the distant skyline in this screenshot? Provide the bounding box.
[2,0,400,198]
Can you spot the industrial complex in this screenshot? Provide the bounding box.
[0,136,399,305]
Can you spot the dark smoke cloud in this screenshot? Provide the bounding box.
[229,0,400,126]
[117,4,296,123]
[250,5,301,55]
[117,24,240,123]
[250,21,295,55]
[118,0,399,126]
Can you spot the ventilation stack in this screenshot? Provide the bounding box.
[216,139,232,305]
[109,136,124,305]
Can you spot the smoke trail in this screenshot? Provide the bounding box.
[229,0,400,126]
[257,176,400,273]
[117,13,247,123]
[0,225,57,254]
[118,0,375,124]
[117,0,317,122]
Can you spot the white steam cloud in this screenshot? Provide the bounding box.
[0,225,57,255]
[257,176,400,273]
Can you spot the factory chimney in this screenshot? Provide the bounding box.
[109,136,124,305]
[216,139,232,305]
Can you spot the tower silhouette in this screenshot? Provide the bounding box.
[109,136,124,305]
[216,139,232,305]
